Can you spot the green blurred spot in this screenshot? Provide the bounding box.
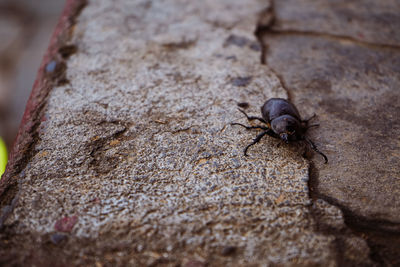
[0,137,7,178]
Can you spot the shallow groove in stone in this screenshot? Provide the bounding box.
[257,0,400,264]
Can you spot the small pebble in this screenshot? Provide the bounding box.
[45,60,57,73]
[50,233,68,244]
[231,77,252,87]
[221,245,237,256]
[237,102,249,109]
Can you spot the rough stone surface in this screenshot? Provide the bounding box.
[272,0,400,47]
[0,0,387,265]
[261,0,400,227]
[262,33,400,225]
[258,0,400,264]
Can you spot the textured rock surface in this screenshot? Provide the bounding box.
[260,0,400,230]
[0,0,389,265]
[272,0,400,47]
[258,0,400,264]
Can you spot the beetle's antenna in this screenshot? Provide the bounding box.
[304,137,328,163]
[276,139,284,147]
[306,124,319,129]
[303,114,316,123]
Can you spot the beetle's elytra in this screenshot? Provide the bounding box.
[231,98,328,163]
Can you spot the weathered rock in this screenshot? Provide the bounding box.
[272,0,400,47]
[0,0,376,265]
[261,0,400,231]
[258,0,400,264]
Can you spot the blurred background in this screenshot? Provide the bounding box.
[0,0,65,152]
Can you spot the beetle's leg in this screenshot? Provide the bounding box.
[306,124,319,129]
[302,114,316,123]
[304,137,328,163]
[231,122,268,131]
[276,139,285,148]
[265,129,280,139]
[238,109,267,124]
[244,131,268,156]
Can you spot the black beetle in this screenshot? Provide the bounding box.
[231,98,328,163]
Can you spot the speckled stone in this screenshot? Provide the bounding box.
[0,0,372,265]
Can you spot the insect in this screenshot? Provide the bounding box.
[231,98,328,163]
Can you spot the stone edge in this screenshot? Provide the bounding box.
[0,0,87,198]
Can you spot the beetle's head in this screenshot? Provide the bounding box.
[271,115,300,143]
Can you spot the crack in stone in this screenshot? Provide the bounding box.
[310,189,400,233]
[254,3,294,102]
[253,1,400,265]
[265,29,400,52]
[309,187,400,265]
